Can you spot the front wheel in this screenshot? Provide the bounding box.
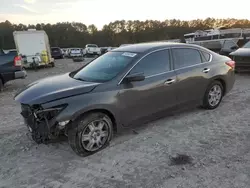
[68,112,113,157]
[202,81,223,109]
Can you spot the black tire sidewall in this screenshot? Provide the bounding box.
[203,81,223,110]
[68,112,113,157]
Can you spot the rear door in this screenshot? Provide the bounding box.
[171,47,213,104]
[118,49,178,125]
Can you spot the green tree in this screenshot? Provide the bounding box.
[1,18,250,49]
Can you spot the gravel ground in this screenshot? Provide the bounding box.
[0,59,250,188]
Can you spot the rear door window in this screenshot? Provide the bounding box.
[172,48,202,69]
[129,49,170,77]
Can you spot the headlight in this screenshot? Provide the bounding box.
[35,104,68,120]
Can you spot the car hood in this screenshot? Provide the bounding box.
[14,73,100,105]
[229,48,250,57]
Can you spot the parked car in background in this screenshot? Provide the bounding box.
[61,48,68,56]
[219,40,239,57]
[85,44,101,56]
[229,40,250,72]
[0,49,27,91]
[107,47,117,52]
[65,48,71,58]
[68,48,84,58]
[51,47,64,59]
[100,47,118,55]
[100,47,109,55]
[15,42,235,156]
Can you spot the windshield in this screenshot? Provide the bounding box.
[72,51,137,82]
[87,44,98,48]
[243,41,250,48]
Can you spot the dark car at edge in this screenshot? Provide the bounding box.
[51,47,64,59]
[15,42,235,156]
[229,41,250,72]
[0,49,27,91]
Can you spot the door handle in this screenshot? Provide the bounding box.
[202,68,210,73]
[164,79,175,85]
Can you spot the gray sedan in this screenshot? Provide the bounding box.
[15,42,235,156]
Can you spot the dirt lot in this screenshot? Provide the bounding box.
[0,59,250,188]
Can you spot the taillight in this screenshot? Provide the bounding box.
[14,56,22,66]
[225,60,235,69]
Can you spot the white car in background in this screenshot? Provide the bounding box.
[61,48,67,56]
[68,48,84,58]
[85,44,101,56]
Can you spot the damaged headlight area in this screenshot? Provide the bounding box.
[21,103,68,144]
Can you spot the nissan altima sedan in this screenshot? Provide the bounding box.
[15,42,235,156]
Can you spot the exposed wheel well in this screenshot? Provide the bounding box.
[214,78,226,96]
[76,109,117,133]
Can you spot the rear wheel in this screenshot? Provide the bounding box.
[202,81,223,109]
[50,62,55,67]
[68,112,113,157]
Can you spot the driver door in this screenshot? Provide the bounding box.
[117,49,178,126]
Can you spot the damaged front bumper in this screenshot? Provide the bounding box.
[20,104,69,143]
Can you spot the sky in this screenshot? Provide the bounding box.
[0,0,250,29]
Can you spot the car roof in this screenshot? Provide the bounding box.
[113,42,207,53]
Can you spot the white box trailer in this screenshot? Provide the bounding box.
[13,29,54,68]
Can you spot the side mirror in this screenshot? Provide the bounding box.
[124,72,145,83]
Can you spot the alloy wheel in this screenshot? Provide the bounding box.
[208,85,222,107]
[81,119,109,152]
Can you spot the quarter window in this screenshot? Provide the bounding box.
[172,48,202,69]
[201,51,211,62]
[129,50,170,77]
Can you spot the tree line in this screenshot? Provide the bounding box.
[1,18,250,49]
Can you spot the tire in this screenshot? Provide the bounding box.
[68,112,113,157]
[0,78,3,92]
[202,81,224,109]
[50,62,55,67]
